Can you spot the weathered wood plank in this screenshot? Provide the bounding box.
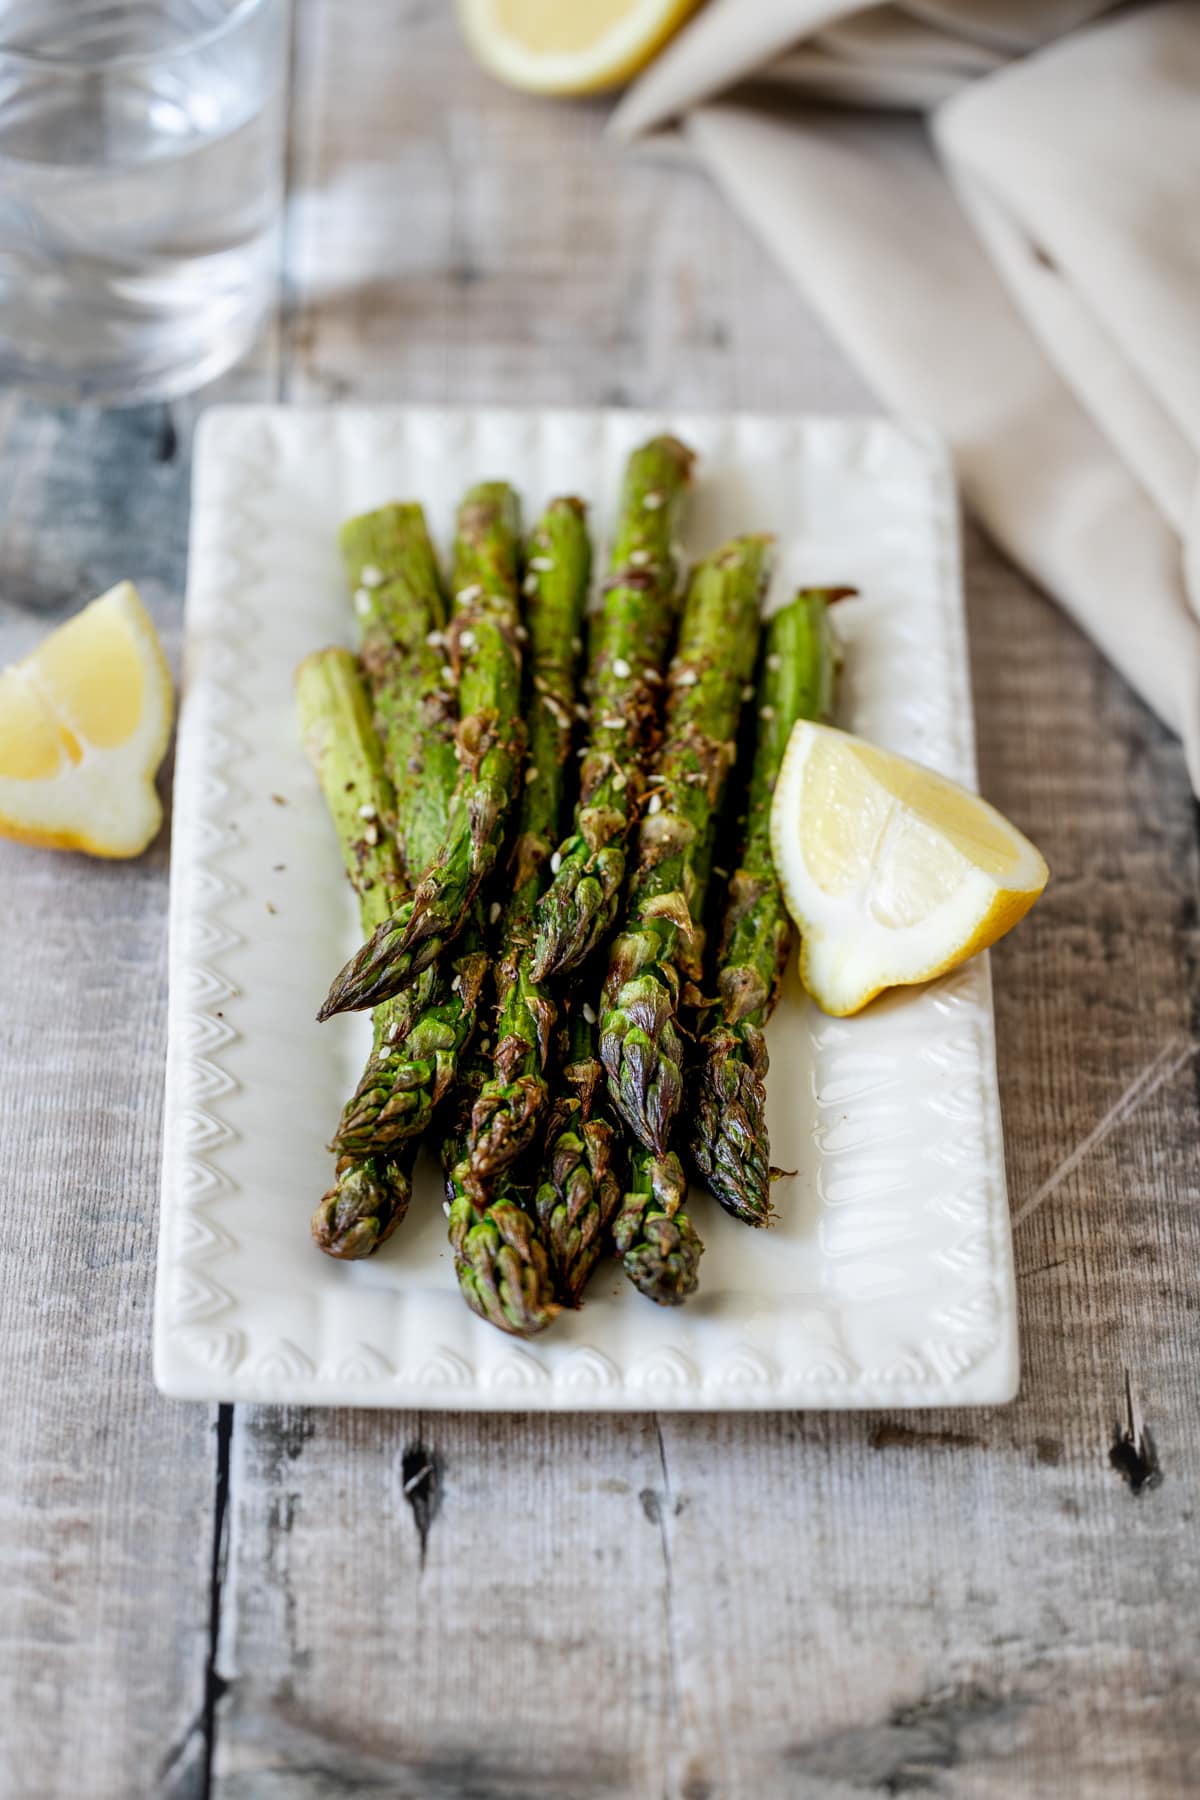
[216,1411,673,1798]
[0,383,280,1795]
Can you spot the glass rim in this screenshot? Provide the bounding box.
[0,0,278,71]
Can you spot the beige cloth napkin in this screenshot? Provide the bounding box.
[613,2,1200,789]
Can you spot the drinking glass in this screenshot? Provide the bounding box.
[0,0,288,403]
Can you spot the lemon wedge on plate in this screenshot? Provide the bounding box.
[0,581,173,858]
[457,0,700,94]
[770,722,1047,1016]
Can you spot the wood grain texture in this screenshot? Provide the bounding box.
[2,2,1198,1797]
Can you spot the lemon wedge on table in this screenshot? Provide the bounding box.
[0,581,173,859]
[770,722,1048,1017]
[457,0,700,95]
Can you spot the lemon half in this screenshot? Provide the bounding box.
[770,722,1047,1016]
[0,581,173,858]
[457,0,700,95]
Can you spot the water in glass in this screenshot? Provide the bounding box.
[0,0,286,402]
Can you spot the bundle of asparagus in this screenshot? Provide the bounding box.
[297,434,849,1338]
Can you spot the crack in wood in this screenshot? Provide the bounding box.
[650,1421,685,1795]
[401,1441,442,1570]
[1110,1370,1163,1495]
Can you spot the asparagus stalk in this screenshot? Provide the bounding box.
[340,503,457,876]
[599,535,772,1160]
[531,436,695,982]
[321,484,525,1016]
[441,1058,561,1337]
[329,938,488,1156]
[322,503,486,1175]
[295,648,417,1258]
[534,1000,623,1306]
[693,591,843,1224]
[612,1147,702,1306]
[466,497,592,1195]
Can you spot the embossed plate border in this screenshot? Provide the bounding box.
[155,407,1019,1408]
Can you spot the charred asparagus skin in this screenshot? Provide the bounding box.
[466,497,592,1195]
[531,436,695,982]
[295,648,417,1258]
[534,1000,623,1306]
[693,591,842,1224]
[322,484,525,1015]
[441,1058,561,1337]
[599,535,771,1160]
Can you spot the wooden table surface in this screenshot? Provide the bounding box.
[2,9,1197,1799]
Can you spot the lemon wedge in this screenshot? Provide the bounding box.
[770,722,1048,1016]
[0,581,173,858]
[456,0,700,94]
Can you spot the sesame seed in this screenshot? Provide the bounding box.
[571,636,583,655]
[648,793,662,814]
[363,821,379,845]
[489,901,502,924]
[360,564,384,588]
[357,803,377,821]
[387,1021,400,1042]
[441,664,456,684]
[480,1037,491,1053]
[582,1002,596,1025]
[646,774,665,784]
[426,629,445,648]
[551,851,562,874]
[451,973,461,993]
[515,624,529,643]
[760,704,776,720]
[442,1200,451,1216]
[459,629,476,651]
[601,716,624,731]
[644,668,662,684]
[575,703,589,722]
[612,656,632,679]
[523,574,538,596]
[742,683,754,701]
[457,583,483,604]
[675,669,698,687]
[629,550,651,568]
[766,652,782,672]
[713,866,728,881]
[644,490,664,510]
[576,746,588,758]
[354,588,371,616]
[529,556,554,572]
[525,765,539,784]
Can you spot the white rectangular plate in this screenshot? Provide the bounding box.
[155,406,1018,1410]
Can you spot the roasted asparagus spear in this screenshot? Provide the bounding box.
[534,998,623,1306]
[531,436,694,982]
[321,484,525,1016]
[441,1056,561,1337]
[600,536,771,1158]
[295,648,418,1259]
[466,497,592,1195]
[693,590,842,1223]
